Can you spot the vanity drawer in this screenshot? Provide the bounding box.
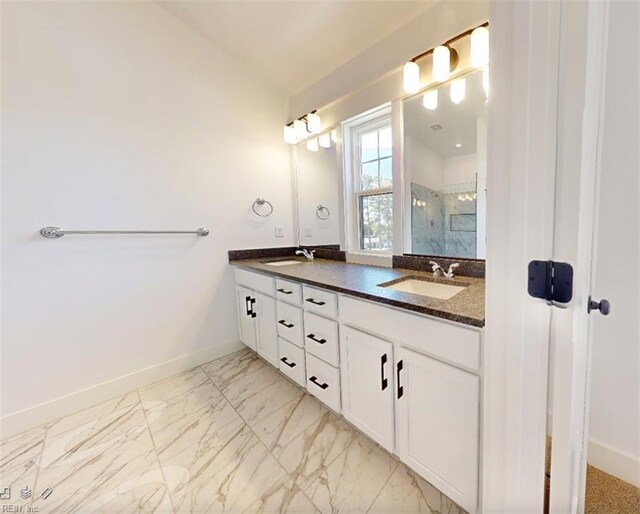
[305,353,341,413]
[278,337,305,387]
[235,269,274,296]
[276,301,304,347]
[304,312,339,366]
[275,278,302,305]
[339,295,481,372]
[303,285,338,318]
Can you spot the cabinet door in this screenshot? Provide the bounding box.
[235,285,256,350]
[339,326,394,451]
[254,292,278,367]
[396,347,479,514]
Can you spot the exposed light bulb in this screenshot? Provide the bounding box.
[483,66,489,97]
[330,129,337,143]
[403,62,420,94]
[470,26,489,68]
[306,138,319,152]
[283,125,297,144]
[293,119,308,139]
[422,89,438,110]
[319,133,331,148]
[307,112,322,134]
[450,78,466,104]
[432,46,451,82]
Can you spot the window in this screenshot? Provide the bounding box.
[354,123,393,252]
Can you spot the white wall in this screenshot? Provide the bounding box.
[587,0,639,484]
[1,2,292,434]
[443,153,477,190]
[405,137,445,191]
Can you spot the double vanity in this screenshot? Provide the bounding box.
[230,251,484,513]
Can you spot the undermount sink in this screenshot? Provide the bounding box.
[263,260,304,267]
[381,278,467,300]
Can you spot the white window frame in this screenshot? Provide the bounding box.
[342,105,393,255]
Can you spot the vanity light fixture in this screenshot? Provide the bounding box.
[307,112,322,134]
[283,125,297,144]
[401,22,488,95]
[422,89,438,110]
[319,133,331,148]
[450,78,466,104]
[403,61,421,94]
[470,26,489,68]
[306,138,319,152]
[293,119,309,140]
[432,46,452,82]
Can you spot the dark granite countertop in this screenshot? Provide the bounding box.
[231,257,485,328]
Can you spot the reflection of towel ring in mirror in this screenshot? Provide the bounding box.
[316,204,330,220]
[252,197,274,217]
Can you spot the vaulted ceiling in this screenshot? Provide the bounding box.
[158,1,435,96]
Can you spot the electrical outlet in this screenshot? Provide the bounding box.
[304,226,312,237]
[274,225,284,238]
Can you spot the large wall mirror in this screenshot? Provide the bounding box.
[294,135,342,248]
[403,70,487,259]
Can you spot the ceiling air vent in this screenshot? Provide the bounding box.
[429,123,443,131]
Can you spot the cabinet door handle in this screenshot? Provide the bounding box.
[250,298,257,318]
[245,296,252,317]
[306,333,327,345]
[278,319,294,328]
[277,288,293,295]
[305,298,326,306]
[309,376,329,390]
[396,360,404,399]
[280,357,296,368]
[381,354,388,391]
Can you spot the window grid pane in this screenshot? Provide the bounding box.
[359,192,393,251]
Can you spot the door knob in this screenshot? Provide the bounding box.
[588,297,611,315]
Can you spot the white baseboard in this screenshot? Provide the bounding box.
[0,340,244,439]
[588,437,640,487]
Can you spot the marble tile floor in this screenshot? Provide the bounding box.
[0,347,467,513]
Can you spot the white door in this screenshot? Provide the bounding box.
[396,346,479,514]
[235,285,256,350]
[339,326,394,450]
[255,292,278,367]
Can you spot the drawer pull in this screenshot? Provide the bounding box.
[277,288,293,295]
[245,296,252,316]
[397,360,404,399]
[306,333,327,345]
[309,376,329,390]
[280,357,297,368]
[278,320,294,328]
[381,354,388,391]
[305,298,326,306]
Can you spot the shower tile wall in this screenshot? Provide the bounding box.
[411,183,477,258]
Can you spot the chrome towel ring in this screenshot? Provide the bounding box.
[316,204,330,220]
[252,197,274,217]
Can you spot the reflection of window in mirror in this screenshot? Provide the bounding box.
[344,108,393,253]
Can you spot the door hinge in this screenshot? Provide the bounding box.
[528,260,573,304]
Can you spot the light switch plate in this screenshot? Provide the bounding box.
[274,225,284,238]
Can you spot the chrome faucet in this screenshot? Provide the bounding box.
[429,261,460,279]
[296,248,315,261]
[429,261,444,277]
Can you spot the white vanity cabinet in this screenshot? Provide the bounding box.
[396,346,479,513]
[233,266,482,514]
[234,270,278,367]
[339,326,395,451]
